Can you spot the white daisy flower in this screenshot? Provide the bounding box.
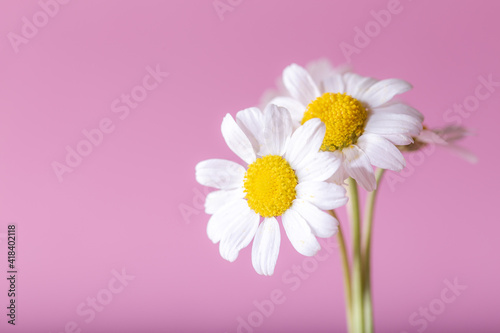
[196,105,348,276]
[403,125,477,163]
[270,63,423,191]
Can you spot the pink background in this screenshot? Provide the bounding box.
[0,0,498,332]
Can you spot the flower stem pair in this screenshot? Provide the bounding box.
[334,168,385,333]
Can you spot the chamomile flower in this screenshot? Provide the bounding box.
[270,63,423,191]
[196,105,347,275]
[401,125,477,163]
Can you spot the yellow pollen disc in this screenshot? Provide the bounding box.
[243,155,298,218]
[302,92,368,151]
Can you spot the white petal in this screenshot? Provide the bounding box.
[357,133,406,171]
[263,104,292,156]
[342,73,379,99]
[372,102,424,121]
[343,146,377,192]
[282,209,320,256]
[205,188,245,215]
[296,181,348,210]
[268,96,306,124]
[221,114,256,164]
[379,134,414,145]
[207,199,250,243]
[219,207,260,262]
[252,218,281,276]
[292,199,339,238]
[323,74,345,93]
[365,113,422,137]
[236,107,265,153]
[284,118,325,169]
[361,78,412,107]
[283,64,321,106]
[295,151,341,182]
[306,58,334,85]
[195,159,246,190]
[328,151,348,185]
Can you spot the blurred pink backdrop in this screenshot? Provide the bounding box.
[0,0,498,332]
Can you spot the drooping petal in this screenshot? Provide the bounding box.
[263,104,292,156]
[205,188,245,214]
[236,107,265,153]
[361,78,412,107]
[295,181,348,210]
[445,144,478,164]
[282,209,320,256]
[292,199,339,238]
[283,64,321,106]
[343,146,377,192]
[268,96,307,124]
[423,127,477,163]
[219,207,260,262]
[294,151,341,182]
[284,118,325,169]
[207,199,251,243]
[252,217,281,276]
[221,114,256,164]
[357,133,406,171]
[195,159,246,190]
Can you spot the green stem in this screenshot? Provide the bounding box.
[329,210,352,332]
[347,177,364,333]
[362,168,385,333]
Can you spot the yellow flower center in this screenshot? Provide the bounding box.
[243,155,298,217]
[302,92,368,151]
